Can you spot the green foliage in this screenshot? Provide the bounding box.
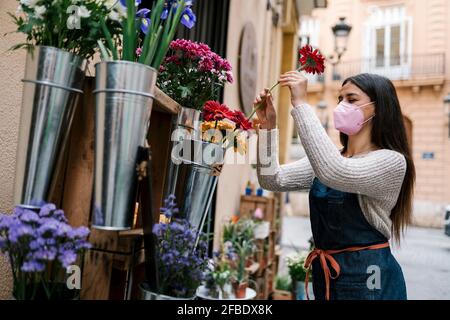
[8,0,121,60]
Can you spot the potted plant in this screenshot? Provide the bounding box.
[272,276,292,300]
[158,39,234,135]
[170,102,253,234]
[92,0,196,230]
[9,0,121,208]
[0,204,91,300]
[231,239,255,299]
[286,251,312,300]
[204,249,234,299]
[139,195,209,300]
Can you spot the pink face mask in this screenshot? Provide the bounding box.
[333,101,376,136]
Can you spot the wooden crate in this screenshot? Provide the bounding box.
[49,77,180,299]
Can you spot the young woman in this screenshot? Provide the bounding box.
[255,72,415,300]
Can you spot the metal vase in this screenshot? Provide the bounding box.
[14,46,86,208]
[139,282,195,300]
[171,139,225,233]
[92,61,157,230]
[164,106,201,197]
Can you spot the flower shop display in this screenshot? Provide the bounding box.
[161,40,234,202]
[92,0,196,230]
[11,1,121,208]
[169,101,253,234]
[158,39,234,133]
[286,251,313,300]
[139,195,209,300]
[0,204,91,300]
[249,44,325,119]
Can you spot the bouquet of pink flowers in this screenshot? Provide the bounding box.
[157,39,234,110]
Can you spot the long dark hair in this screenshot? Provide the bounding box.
[341,73,415,243]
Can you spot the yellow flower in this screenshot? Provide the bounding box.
[234,133,247,155]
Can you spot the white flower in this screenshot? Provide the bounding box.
[67,15,80,29]
[78,5,91,18]
[108,10,120,21]
[34,5,46,19]
[16,5,23,14]
[20,0,39,8]
[104,0,127,20]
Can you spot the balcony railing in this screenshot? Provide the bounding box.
[333,53,446,82]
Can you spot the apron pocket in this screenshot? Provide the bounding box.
[333,281,378,300]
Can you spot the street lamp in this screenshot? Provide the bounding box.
[444,93,450,138]
[332,17,352,60]
[329,17,352,80]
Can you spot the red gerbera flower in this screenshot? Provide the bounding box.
[202,101,234,122]
[230,110,253,131]
[299,45,325,75]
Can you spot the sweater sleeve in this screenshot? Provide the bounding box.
[256,128,314,192]
[290,104,407,199]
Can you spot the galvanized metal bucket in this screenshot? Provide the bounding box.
[164,106,201,197]
[92,61,157,230]
[14,46,87,208]
[138,282,195,300]
[171,139,225,233]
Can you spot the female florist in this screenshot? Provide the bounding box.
[0,0,325,301]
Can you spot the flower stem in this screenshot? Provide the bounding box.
[247,66,305,120]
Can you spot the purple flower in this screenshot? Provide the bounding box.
[68,226,90,239]
[33,248,57,261]
[1,203,91,277]
[8,223,34,243]
[58,250,77,268]
[39,203,56,217]
[136,8,151,34]
[181,6,196,29]
[18,210,40,223]
[21,260,45,272]
[120,0,141,6]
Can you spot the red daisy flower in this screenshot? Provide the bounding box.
[299,45,325,75]
[230,110,253,131]
[202,101,234,122]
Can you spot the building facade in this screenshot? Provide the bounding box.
[295,0,450,227]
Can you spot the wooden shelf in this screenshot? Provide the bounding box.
[48,78,181,300]
[153,87,181,115]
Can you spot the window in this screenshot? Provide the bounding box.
[364,6,412,79]
[376,28,385,67]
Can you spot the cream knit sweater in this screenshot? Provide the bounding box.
[257,104,407,239]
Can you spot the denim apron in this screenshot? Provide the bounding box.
[308,177,407,300]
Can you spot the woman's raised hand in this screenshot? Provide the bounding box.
[253,88,277,130]
[279,71,308,107]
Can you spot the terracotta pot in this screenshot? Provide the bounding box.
[233,282,248,299]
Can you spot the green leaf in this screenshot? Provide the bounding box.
[152,0,185,69]
[97,40,111,61]
[179,86,192,98]
[99,15,118,60]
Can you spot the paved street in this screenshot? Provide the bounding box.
[279,216,450,300]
